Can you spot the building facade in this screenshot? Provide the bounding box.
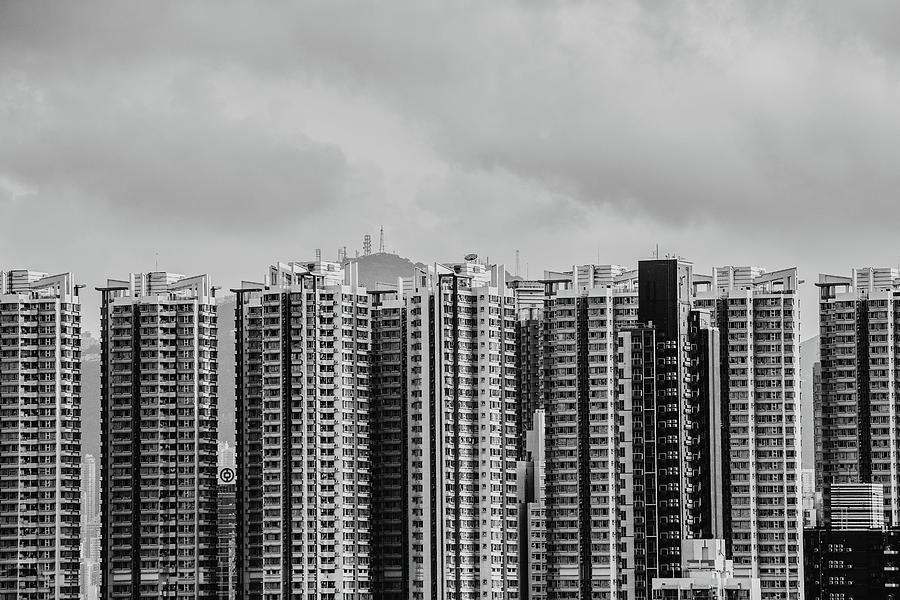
[517,409,546,600]
[370,288,408,599]
[99,272,219,599]
[805,481,900,600]
[817,267,900,526]
[234,261,371,600]
[694,267,804,600]
[217,480,236,600]
[82,453,101,600]
[405,261,519,600]
[542,269,633,600]
[0,270,82,599]
[652,539,760,600]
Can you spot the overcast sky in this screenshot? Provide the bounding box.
[2,1,900,337]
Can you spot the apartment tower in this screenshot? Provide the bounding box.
[98,272,219,599]
[370,285,408,599]
[0,270,82,599]
[520,260,731,600]
[82,453,101,600]
[517,409,547,600]
[234,260,371,600]
[541,265,636,600]
[816,267,900,526]
[694,266,803,600]
[405,260,519,600]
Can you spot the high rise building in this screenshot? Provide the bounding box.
[509,279,550,462]
[812,362,823,524]
[541,265,638,600]
[98,272,219,599]
[517,409,546,600]
[627,260,725,598]
[404,261,519,600]
[217,479,236,600]
[234,261,371,600]
[370,286,409,600]
[695,266,803,600]
[816,267,900,525]
[82,453,101,600]
[0,270,82,599]
[515,261,724,600]
[217,442,236,600]
[514,260,799,600]
[82,453,99,523]
[801,469,817,529]
[218,440,236,471]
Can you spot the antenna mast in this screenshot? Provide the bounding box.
[379,227,385,253]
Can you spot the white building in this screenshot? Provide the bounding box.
[542,266,637,600]
[82,453,100,600]
[0,270,82,599]
[405,261,519,600]
[235,261,371,600]
[826,483,885,530]
[652,539,761,600]
[694,267,803,600]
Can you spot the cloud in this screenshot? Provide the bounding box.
[0,71,368,232]
[3,0,900,333]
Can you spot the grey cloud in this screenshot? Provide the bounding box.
[2,0,900,276]
[0,72,361,231]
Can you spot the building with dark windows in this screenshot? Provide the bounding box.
[805,482,900,600]
[217,479,236,600]
[628,259,726,599]
[510,259,799,600]
[98,272,219,600]
[369,287,408,600]
[0,270,82,600]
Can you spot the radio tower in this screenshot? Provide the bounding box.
[379,226,385,253]
[363,235,372,256]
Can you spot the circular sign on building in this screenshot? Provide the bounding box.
[219,467,236,484]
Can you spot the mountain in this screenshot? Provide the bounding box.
[799,335,820,470]
[350,252,425,290]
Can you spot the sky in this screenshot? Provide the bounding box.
[2,1,900,338]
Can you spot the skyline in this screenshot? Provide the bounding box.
[2,3,899,599]
[5,248,897,342]
[4,1,900,343]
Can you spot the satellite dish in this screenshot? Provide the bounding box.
[464,253,478,262]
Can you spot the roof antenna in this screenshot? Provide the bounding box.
[515,250,520,277]
[379,226,385,253]
[155,251,159,272]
